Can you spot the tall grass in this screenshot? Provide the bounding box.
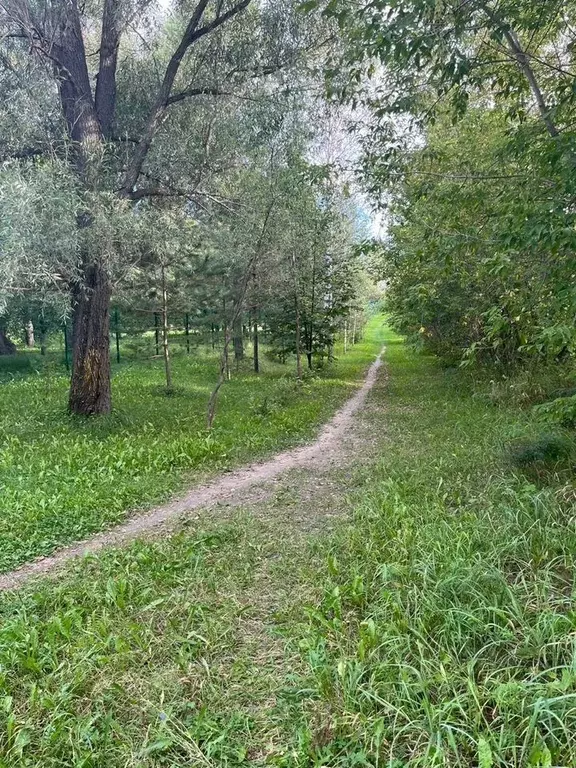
[0,524,273,767]
[289,332,576,767]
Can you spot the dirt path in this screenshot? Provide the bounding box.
[0,349,384,591]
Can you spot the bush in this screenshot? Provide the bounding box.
[533,395,576,428]
[507,432,573,469]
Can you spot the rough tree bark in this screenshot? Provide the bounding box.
[38,0,113,414]
[68,261,112,414]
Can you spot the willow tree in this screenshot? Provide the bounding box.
[0,0,324,413]
[0,0,256,412]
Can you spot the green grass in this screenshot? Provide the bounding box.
[1,326,575,767]
[0,317,384,571]
[287,332,576,767]
[0,523,278,767]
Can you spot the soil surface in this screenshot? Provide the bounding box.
[0,349,385,591]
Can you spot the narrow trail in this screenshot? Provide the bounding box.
[0,349,385,591]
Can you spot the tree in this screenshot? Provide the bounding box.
[310,0,572,124]
[0,0,325,413]
[372,105,576,365]
[306,0,576,368]
[305,0,576,203]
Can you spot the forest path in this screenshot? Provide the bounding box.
[0,349,385,591]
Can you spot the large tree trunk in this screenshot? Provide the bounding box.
[69,261,112,415]
[48,7,113,415]
[10,0,254,419]
[0,329,16,355]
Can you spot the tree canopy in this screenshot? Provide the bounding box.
[0,0,374,413]
[306,0,576,369]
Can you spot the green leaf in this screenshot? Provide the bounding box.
[143,738,174,755]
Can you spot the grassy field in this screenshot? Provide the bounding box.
[0,327,575,767]
[289,335,576,767]
[0,317,384,571]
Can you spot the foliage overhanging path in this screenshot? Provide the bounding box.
[0,348,385,592]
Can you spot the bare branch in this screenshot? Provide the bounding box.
[166,85,262,105]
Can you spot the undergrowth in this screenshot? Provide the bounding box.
[0,523,277,767]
